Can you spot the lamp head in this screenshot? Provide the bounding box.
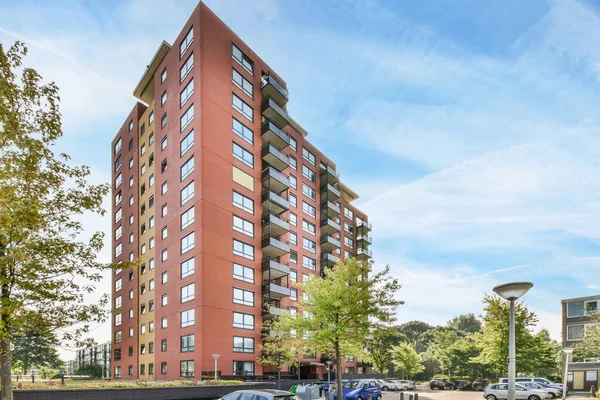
[563,347,573,355]
[493,282,533,301]
[212,354,221,359]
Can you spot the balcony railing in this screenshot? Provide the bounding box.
[320,164,340,184]
[262,259,290,281]
[262,303,290,319]
[262,166,290,194]
[261,118,290,150]
[322,252,339,268]
[320,218,341,235]
[357,234,372,245]
[262,235,290,258]
[261,73,289,106]
[262,190,289,214]
[261,97,289,129]
[261,143,290,172]
[262,211,290,237]
[320,235,341,252]
[356,247,372,260]
[262,281,291,299]
[357,220,372,232]
[321,200,341,219]
[321,183,340,201]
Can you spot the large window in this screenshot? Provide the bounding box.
[232,43,253,75]
[567,300,598,317]
[233,215,254,237]
[567,324,585,341]
[303,256,316,271]
[181,258,195,279]
[302,148,316,165]
[233,263,254,283]
[114,138,122,154]
[233,288,254,307]
[232,93,253,122]
[115,208,122,223]
[233,312,254,330]
[290,137,297,151]
[232,142,254,168]
[181,283,195,303]
[233,336,254,353]
[302,165,316,182]
[115,173,122,188]
[344,236,354,249]
[302,238,316,253]
[233,191,253,214]
[344,207,354,220]
[180,27,193,58]
[115,278,122,291]
[180,53,194,83]
[232,68,253,98]
[302,220,316,235]
[180,156,194,181]
[181,334,194,352]
[180,79,194,108]
[180,360,194,377]
[233,239,254,260]
[181,309,195,328]
[302,202,316,218]
[181,232,195,253]
[232,118,253,145]
[181,130,194,156]
[181,207,194,230]
[233,361,254,376]
[181,181,194,205]
[180,105,194,132]
[302,183,316,201]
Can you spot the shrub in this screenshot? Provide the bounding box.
[203,380,245,386]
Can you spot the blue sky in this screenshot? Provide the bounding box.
[2,0,600,357]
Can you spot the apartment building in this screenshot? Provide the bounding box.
[110,1,372,380]
[75,341,112,379]
[561,295,600,391]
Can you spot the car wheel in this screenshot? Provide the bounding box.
[381,387,387,391]
[486,395,497,400]
[549,393,556,399]
[356,397,362,400]
[528,396,540,400]
[376,396,381,400]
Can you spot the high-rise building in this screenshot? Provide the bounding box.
[110,1,372,380]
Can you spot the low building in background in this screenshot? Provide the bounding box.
[561,294,600,391]
[75,341,112,379]
[65,360,78,375]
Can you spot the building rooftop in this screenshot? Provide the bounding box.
[561,294,600,304]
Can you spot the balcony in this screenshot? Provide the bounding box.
[262,259,290,281]
[320,165,340,185]
[261,73,289,106]
[261,119,290,150]
[321,183,340,201]
[262,282,291,299]
[261,144,290,172]
[261,97,289,129]
[320,235,340,252]
[262,167,290,194]
[262,303,290,320]
[356,247,372,261]
[320,218,341,235]
[357,220,372,233]
[322,252,339,268]
[321,200,340,219]
[357,234,372,246]
[262,190,289,215]
[262,236,290,258]
[262,211,290,237]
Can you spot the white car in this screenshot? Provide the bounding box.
[484,383,550,400]
[376,379,399,391]
[392,380,414,390]
[521,382,561,399]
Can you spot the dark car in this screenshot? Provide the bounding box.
[430,378,453,390]
[472,379,490,391]
[453,380,472,391]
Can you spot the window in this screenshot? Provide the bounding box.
[233,336,254,353]
[344,207,354,220]
[302,165,316,182]
[233,263,254,283]
[233,215,254,237]
[232,43,253,75]
[181,283,195,303]
[567,301,598,317]
[161,113,167,128]
[149,236,155,249]
[290,156,297,170]
[115,226,122,240]
[129,158,134,169]
[149,363,154,375]
[161,136,167,150]
[149,132,154,144]
[290,175,297,189]
[114,138,122,154]
[114,366,121,378]
[161,68,167,83]
[181,258,195,279]
[161,317,168,329]
[232,118,253,145]
[303,202,316,218]
[141,143,146,156]
[149,301,155,312]
[115,208,124,223]
[141,123,146,135]
[115,173,122,188]
[149,111,155,125]
[149,216,155,228]
[128,233,134,244]
[302,148,316,165]
[290,288,297,301]
[161,181,167,195]
[344,236,354,249]
[140,324,146,334]
[232,93,253,122]
[233,240,254,260]
[128,138,133,151]
[115,278,122,291]
[180,79,194,107]
[181,232,195,253]
[232,142,253,168]
[129,328,134,337]
[114,331,122,343]
[290,269,297,283]
[302,220,316,235]
[129,289,134,299]
[149,174,155,187]
[344,222,354,234]
[180,53,194,83]
[114,155,122,172]
[180,360,194,377]
[586,371,598,382]
[115,191,122,205]
[115,243,122,257]
[162,204,168,217]
[180,105,194,133]
[345,250,353,259]
[181,207,194,230]
[181,308,195,328]
[180,27,193,57]
[181,334,195,352]
[161,362,167,374]
[233,191,253,214]
[302,238,316,253]
[140,243,146,255]
[567,325,585,341]
[302,183,316,201]
[161,294,167,306]
[129,176,134,187]
[233,312,254,330]
[128,120,134,131]
[161,91,167,106]
[290,231,297,245]
[290,251,297,264]
[232,68,253,98]
[290,212,297,226]
[114,313,122,326]
[290,137,297,151]
[233,288,254,307]
[181,181,194,205]
[149,278,155,291]
[233,361,254,376]
[161,249,168,261]
[181,130,194,156]
[303,255,317,270]
[180,156,194,181]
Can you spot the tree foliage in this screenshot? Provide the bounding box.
[573,311,600,361]
[396,321,433,345]
[12,329,62,375]
[447,313,482,334]
[367,328,404,375]
[271,258,402,400]
[0,42,115,400]
[391,342,424,378]
[258,320,299,388]
[74,363,103,379]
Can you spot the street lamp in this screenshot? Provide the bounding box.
[562,348,573,400]
[326,360,332,383]
[212,354,220,381]
[493,282,533,400]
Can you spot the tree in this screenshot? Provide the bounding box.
[272,258,403,400]
[12,330,62,375]
[421,327,464,375]
[447,313,482,334]
[573,312,600,362]
[391,342,424,378]
[0,42,116,400]
[367,328,405,375]
[258,321,299,389]
[472,295,558,376]
[74,363,103,379]
[396,321,433,345]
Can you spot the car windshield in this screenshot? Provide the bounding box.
[343,381,362,389]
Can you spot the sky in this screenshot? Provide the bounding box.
[2,0,600,360]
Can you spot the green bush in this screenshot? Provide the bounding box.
[203,380,245,386]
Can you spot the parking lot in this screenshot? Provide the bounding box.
[380,387,593,400]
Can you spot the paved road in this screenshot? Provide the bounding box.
[381,388,593,400]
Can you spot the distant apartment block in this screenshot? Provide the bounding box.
[110,1,372,381]
[65,360,78,375]
[561,294,600,391]
[76,341,112,379]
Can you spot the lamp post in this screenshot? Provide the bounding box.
[562,348,573,400]
[493,282,534,400]
[212,354,220,381]
[326,360,332,383]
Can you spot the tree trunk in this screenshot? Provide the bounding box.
[277,367,281,390]
[0,338,13,400]
[335,341,342,400]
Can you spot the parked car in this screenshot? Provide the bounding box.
[521,382,561,399]
[376,379,399,391]
[484,383,550,400]
[499,378,566,393]
[219,389,299,400]
[393,380,415,390]
[454,380,473,390]
[430,378,454,390]
[473,379,491,391]
[332,380,381,400]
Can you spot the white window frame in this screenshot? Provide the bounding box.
[233,190,253,214]
[233,287,254,307]
[181,283,195,303]
[181,232,195,254]
[233,239,254,260]
[233,215,254,237]
[233,263,254,283]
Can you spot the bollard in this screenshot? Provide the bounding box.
[400,392,404,400]
[31,373,34,383]
[61,372,65,385]
[408,395,413,400]
[414,394,419,400]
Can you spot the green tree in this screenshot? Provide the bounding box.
[447,313,482,334]
[367,328,405,375]
[422,327,464,375]
[12,330,63,375]
[258,320,299,389]
[573,312,600,362]
[391,342,424,378]
[272,259,403,400]
[395,321,433,345]
[74,363,103,379]
[0,42,118,400]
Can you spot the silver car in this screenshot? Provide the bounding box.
[484,383,550,400]
[521,382,561,399]
[393,380,415,390]
[219,389,299,400]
